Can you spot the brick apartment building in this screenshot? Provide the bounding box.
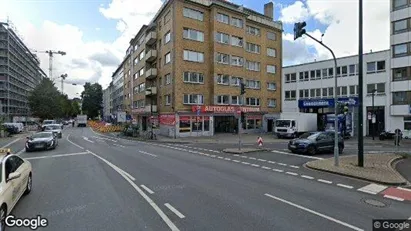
[119,0,283,137]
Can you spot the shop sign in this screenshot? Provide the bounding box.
[191,105,260,113]
[298,97,359,109]
[179,116,191,122]
[247,115,263,120]
[159,114,176,125]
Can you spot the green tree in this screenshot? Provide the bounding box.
[71,101,81,117]
[28,78,63,120]
[81,82,103,119]
[59,94,73,118]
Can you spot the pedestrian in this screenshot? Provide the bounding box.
[394,128,402,146]
[72,120,75,127]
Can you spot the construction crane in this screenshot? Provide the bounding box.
[57,74,68,95]
[31,50,66,81]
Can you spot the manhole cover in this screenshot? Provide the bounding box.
[364,199,386,207]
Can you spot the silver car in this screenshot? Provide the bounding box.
[43,124,63,138]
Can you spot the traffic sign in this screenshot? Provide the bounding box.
[196,109,200,116]
[367,112,371,120]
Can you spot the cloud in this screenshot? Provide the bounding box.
[89,50,120,67]
[279,1,311,24]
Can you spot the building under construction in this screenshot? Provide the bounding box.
[0,21,46,121]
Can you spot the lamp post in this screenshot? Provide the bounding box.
[371,89,377,140]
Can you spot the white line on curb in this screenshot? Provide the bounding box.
[141,185,155,194]
[383,195,404,201]
[397,187,411,192]
[164,203,185,219]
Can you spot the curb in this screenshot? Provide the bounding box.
[304,156,408,186]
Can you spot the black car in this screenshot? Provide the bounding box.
[25,132,58,152]
[288,131,344,155]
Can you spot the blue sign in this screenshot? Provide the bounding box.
[196,109,201,116]
[298,97,359,109]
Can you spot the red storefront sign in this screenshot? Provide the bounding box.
[159,114,176,125]
[191,105,260,113]
[247,115,263,120]
[179,116,191,122]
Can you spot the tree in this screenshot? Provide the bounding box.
[28,78,63,120]
[71,101,81,117]
[81,82,103,119]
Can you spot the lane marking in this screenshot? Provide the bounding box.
[16,148,25,156]
[357,184,387,195]
[25,152,90,160]
[272,169,284,173]
[271,150,324,160]
[141,185,155,194]
[83,137,94,143]
[261,166,271,170]
[337,184,354,189]
[383,195,404,201]
[92,136,118,142]
[318,179,332,184]
[232,160,240,163]
[301,175,314,180]
[242,162,250,165]
[210,155,216,158]
[113,143,126,148]
[251,164,260,167]
[268,161,276,164]
[240,156,248,159]
[286,172,298,176]
[397,187,411,192]
[258,159,267,162]
[87,150,180,231]
[217,156,223,159]
[0,138,21,149]
[224,158,231,160]
[164,203,185,219]
[233,154,239,157]
[278,163,287,166]
[289,165,300,169]
[139,151,157,157]
[67,134,84,149]
[264,193,364,231]
[249,157,257,160]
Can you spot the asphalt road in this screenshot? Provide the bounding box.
[4,127,410,231]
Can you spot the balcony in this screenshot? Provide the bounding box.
[145,105,157,113]
[145,49,157,62]
[145,86,157,96]
[145,31,157,45]
[145,68,157,79]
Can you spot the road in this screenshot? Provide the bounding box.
[4,127,410,231]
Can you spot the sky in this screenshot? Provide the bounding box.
[0,0,390,99]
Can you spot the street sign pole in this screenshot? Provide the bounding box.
[196,106,201,137]
[238,112,241,151]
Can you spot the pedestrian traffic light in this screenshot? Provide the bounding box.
[343,104,349,115]
[240,112,245,124]
[294,22,307,40]
[240,83,246,95]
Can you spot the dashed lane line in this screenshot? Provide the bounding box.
[261,166,271,170]
[289,165,300,169]
[272,168,284,173]
[164,203,185,219]
[271,150,324,160]
[286,172,298,176]
[301,175,314,180]
[337,184,354,189]
[242,162,250,165]
[278,163,287,166]
[318,179,333,184]
[141,185,155,194]
[251,164,260,167]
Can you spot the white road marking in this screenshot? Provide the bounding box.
[251,164,260,167]
[113,143,126,148]
[408,217,411,220]
[232,160,240,163]
[318,179,332,184]
[16,149,25,156]
[268,161,276,164]
[25,152,90,160]
[289,165,300,169]
[224,158,231,160]
[337,184,354,189]
[261,166,271,170]
[397,187,411,192]
[164,203,185,219]
[278,163,287,166]
[141,185,155,194]
[301,175,314,180]
[264,193,364,231]
[258,159,267,162]
[383,195,404,201]
[92,136,117,142]
[272,168,284,173]
[271,150,324,160]
[217,156,223,159]
[139,151,157,157]
[87,150,180,231]
[66,134,84,149]
[249,157,257,160]
[357,184,387,195]
[204,154,210,156]
[286,172,298,176]
[233,154,239,157]
[0,138,21,149]
[210,155,216,158]
[83,137,94,143]
[240,156,248,158]
[242,162,250,165]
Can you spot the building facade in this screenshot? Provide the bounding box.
[283,50,391,137]
[390,0,411,133]
[102,83,112,121]
[111,62,124,115]
[0,22,46,121]
[119,0,282,137]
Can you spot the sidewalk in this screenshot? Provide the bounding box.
[153,133,280,144]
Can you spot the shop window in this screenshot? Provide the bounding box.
[204,117,210,131]
[404,116,411,131]
[192,117,202,132]
[256,119,261,129]
[247,119,255,129]
[179,116,191,133]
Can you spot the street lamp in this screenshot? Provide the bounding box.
[371,89,377,140]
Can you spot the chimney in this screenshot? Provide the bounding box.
[264,2,274,19]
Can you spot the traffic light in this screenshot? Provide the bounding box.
[240,83,246,95]
[343,103,349,115]
[294,22,307,40]
[240,112,245,124]
[337,102,344,114]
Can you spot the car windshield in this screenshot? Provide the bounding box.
[45,125,60,130]
[305,133,321,140]
[300,132,318,139]
[275,120,290,127]
[32,133,53,139]
[43,121,54,124]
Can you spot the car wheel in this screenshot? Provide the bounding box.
[0,205,7,231]
[307,146,316,155]
[24,174,32,195]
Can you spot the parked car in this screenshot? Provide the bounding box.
[25,132,58,152]
[43,124,63,138]
[379,130,402,140]
[288,131,344,155]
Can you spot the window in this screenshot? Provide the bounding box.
[231,96,243,105]
[139,50,145,60]
[231,17,243,28]
[393,91,411,105]
[246,80,260,89]
[349,85,357,96]
[139,68,144,77]
[246,61,260,71]
[341,86,348,96]
[217,95,230,105]
[183,94,204,104]
[217,74,230,85]
[183,28,204,42]
[367,62,376,73]
[310,89,315,98]
[134,57,138,65]
[285,90,296,100]
[393,0,408,10]
[315,70,321,79]
[231,56,244,66]
[215,32,230,44]
[322,88,328,97]
[183,50,204,62]
[393,67,410,81]
[268,99,277,107]
[217,13,229,24]
[328,87,334,97]
[393,43,408,57]
[314,88,320,97]
[285,73,297,83]
[183,8,204,21]
[310,70,316,80]
[328,68,334,77]
[216,53,230,64]
[267,65,276,74]
[299,71,308,81]
[267,82,276,90]
[246,97,260,106]
[299,90,304,98]
[164,11,171,24]
[134,73,138,79]
[247,26,260,36]
[405,116,411,131]
[139,83,145,92]
[377,61,385,72]
[336,66,341,77]
[165,95,171,105]
[367,83,385,94]
[267,32,276,40]
[336,87,341,96]
[322,69,328,78]
[246,42,260,53]
[165,74,171,85]
[184,72,204,84]
[341,66,347,76]
[267,48,276,57]
[349,64,356,76]
[393,19,408,34]
[230,76,242,86]
[165,52,171,64]
[231,36,243,47]
[164,31,171,44]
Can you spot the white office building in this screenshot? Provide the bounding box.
[390,0,411,133]
[282,50,391,137]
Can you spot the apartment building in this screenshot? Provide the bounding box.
[111,62,124,114]
[390,0,411,132]
[283,50,391,137]
[121,0,282,137]
[0,22,46,121]
[102,83,112,121]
